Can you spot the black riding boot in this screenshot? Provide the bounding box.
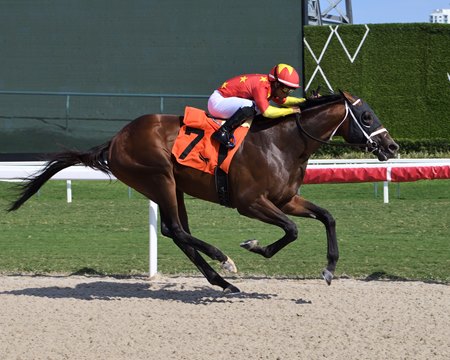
[211,106,256,148]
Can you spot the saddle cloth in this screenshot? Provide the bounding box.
[172,107,251,175]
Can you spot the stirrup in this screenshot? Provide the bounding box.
[225,135,236,148]
[212,130,235,148]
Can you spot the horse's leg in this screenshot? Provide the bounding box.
[153,208,237,292]
[176,189,191,234]
[162,210,237,274]
[178,189,237,272]
[173,239,240,293]
[127,165,235,273]
[160,208,174,238]
[158,189,237,274]
[160,190,189,238]
[238,194,338,285]
[280,195,338,285]
[238,196,299,257]
[159,208,239,292]
[115,175,236,288]
[155,200,239,292]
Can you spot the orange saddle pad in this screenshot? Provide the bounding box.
[172,107,251,175]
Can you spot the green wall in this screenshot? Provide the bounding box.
[0,0,304,156]
[304,23,450,140]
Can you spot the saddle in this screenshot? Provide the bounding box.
[172,107,252,206]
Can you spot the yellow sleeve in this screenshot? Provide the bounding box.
[282,96,306,107]
[262,105,295,118]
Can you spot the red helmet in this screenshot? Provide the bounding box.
[268,63,300,88]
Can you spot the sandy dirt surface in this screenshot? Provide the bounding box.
[0,275,449,360]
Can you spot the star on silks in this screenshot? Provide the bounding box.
[221,81,228,89]
[240,76,248,83]
[259,76,268,82]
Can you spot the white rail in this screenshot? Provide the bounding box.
[1,159,449,204]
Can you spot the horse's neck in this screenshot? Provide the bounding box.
[279,100,347,163]
[249,100,346,161]
[302,100,346,140]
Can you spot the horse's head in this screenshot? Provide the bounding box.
[339,91,399,161]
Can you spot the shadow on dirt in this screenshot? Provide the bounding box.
[0,277,278,305]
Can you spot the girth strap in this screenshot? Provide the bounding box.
[215,143,231,207]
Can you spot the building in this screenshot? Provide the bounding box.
[429,8,450,23]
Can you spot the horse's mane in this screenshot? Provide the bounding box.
[299,93,343,110]
[252,93,343,128]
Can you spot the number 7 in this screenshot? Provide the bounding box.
[179,127,205,159]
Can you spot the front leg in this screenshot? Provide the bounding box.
[238,196,299,258]
[281,195,339,285]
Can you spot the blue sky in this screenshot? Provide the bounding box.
[351,0,450,24]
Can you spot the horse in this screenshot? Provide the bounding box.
[8,91,399,293]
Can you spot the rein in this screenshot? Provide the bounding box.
[295,98,387,151]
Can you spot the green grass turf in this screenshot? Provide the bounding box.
[0,179,448,282]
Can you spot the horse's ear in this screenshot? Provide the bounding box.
[339,90,355,103]
[338,89,349,101]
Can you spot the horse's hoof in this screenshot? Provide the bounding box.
[223,284,240,294]
[240,239,259,250]
[221,257,237,273]
[322,269,334,285]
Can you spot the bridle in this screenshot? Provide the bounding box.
[295,95,388,153]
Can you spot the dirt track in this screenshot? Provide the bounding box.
[0,275,449,360]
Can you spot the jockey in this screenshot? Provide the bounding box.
[208,63,306,148]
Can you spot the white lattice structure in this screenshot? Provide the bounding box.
[304,24,370,92]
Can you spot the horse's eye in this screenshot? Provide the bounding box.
[361,112,373,127]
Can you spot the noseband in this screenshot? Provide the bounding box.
[295,96,388,153]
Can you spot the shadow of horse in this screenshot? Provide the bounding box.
[363,271,447,285]
[0,277,276,305]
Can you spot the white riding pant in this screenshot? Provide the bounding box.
[207,90,258,119]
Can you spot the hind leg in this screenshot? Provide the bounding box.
[138,172,237,281]
[159,206,238,291]
[160,203,238,292]
[160,189,192,236]
[159,188,236,273]
[116,161,236,274]
[177,190,236,272]
[173,240,239,293]
[176,189,191,234]
[108,129,236,287]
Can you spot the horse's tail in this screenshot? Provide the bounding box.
[8,142,111,212]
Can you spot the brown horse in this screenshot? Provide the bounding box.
[8,91,399,293]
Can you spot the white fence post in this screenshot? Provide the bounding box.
[149,201,158,277]
[384,167,392,204]
[66,180,72,203]
[383,181,389,204]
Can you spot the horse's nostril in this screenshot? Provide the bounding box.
[389,143,399,153]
